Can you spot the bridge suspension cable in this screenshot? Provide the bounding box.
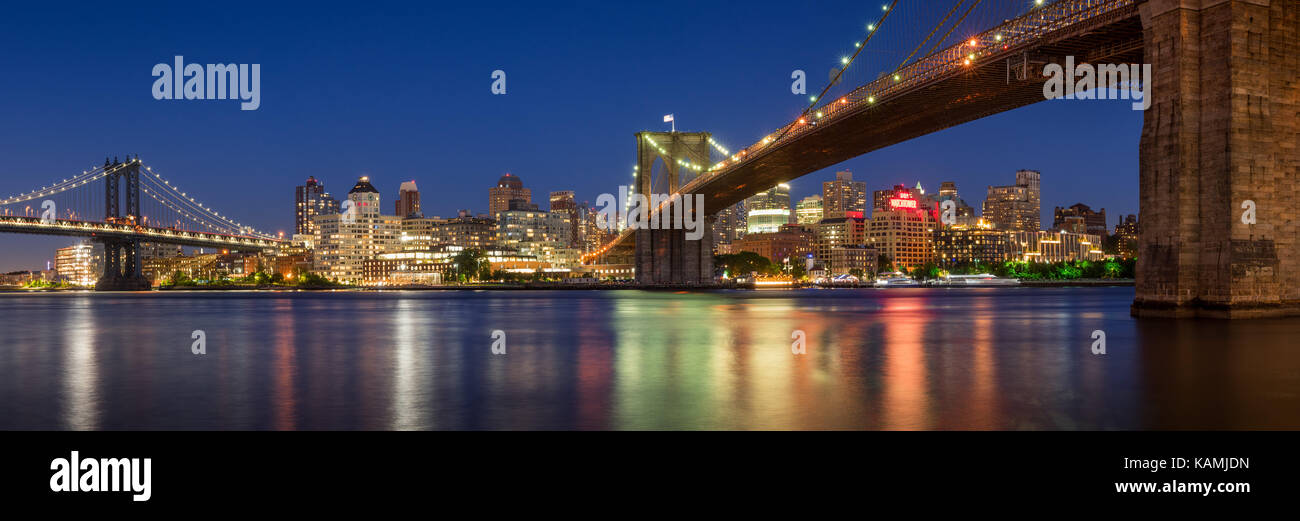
[138,163,276,238]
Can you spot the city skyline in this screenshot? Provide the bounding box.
[0,0,1139,271]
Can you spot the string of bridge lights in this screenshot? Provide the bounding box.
[719,0,1051,172]
[0,166,109,206]
[140,163,275,238]
[139,183,245,234]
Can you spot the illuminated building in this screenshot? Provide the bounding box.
[933,219,1013,266]
[745,184,792,234]
[395,180,421,218]
[55,241,101,286]
[312,176,403,283]
[867,188,937,272]
[1010,231,1105,263]
[733,224,814,264]
[712,202,746,249]
[815,215,867,267]
[983,170,1041,232]
[295,176,340,236]
[496,209,577,267]
[1053,203,1108,237]
[795,195,824,225]
[873,183,923,215]
[549,191,579,247]
[1114,214,1139,259]
[488,173,531,217]
[827,245,879,276]
[823,170,867,218]
[361,245,549,286]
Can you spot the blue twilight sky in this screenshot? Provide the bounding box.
[0,0,1139,272]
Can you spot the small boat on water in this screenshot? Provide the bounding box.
[931,274,1021,286]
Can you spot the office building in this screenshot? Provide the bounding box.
[1010,231,1105,263]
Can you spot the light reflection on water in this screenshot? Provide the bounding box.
[0,288,1296,430]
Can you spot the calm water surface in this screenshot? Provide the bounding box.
[0,288,1296,430]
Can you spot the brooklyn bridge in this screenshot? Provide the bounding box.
[1,0,1295,319]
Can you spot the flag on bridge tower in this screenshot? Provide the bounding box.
[664,114,675,132]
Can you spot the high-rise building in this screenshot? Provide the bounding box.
[489,173,531,218]
[983,170,1041,232]
[868,187,937,272]
[295,176,340,236]
[795,195,824,225]
[1053,203,1108,237]
[823,171,867,219]
[745,184,792,234]
[55,241,102,286]
[549,191,579,247]
[1114,214,1139,259]
[312,176,403,283]
[712,202,747,250]
[395,180,421,218]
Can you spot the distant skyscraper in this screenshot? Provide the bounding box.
[745,184,792,234]
[489,174,531,218]
[796,195,824,225]
[295,176,340,235]
[982,170,1041,232]
[823,171,867,219]
[395,180,421,218]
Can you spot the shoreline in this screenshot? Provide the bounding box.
[1,279,1136,293]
